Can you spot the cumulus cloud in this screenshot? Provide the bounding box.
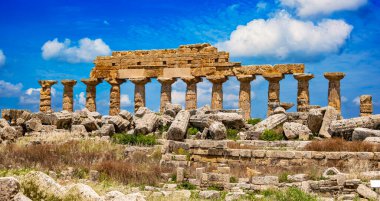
[0,80,23,97]
[224,93,239,108]
[341,96,348,103]
[0,50,5,67]
[20,87,57,106]
[216,11,352,60]
[172,90,186,107]
[121,94,132,107]
[353,96,360,105]
[41,38,111,63]
[280,0,367,17]
[75,92,86,108]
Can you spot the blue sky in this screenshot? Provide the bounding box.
[0,0,379,118]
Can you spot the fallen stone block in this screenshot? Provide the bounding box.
[25,118,42,132]
[1,126,18,141]
[253,113,287,133]
[199,190,220,199]
[135,113,160,135]
[100,124,115,136]
[307,108,323,133]
[319,106,338,138]
[329,114,380,139]
[357,184,378,200]
[52,112,72,129]
[167,110,190,141]
[81,118,100,132]
[108,116,130,132]
[64,183,102,201]
[251,176,279,185]
[0,177,20,201]
[21,171,65,200]
[71,125,88,136]
[283,122,312,140]
[209,121,227,140]
[352,128,380,141]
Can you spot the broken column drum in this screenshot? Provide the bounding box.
[38,80,58,113]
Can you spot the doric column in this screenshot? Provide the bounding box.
[237,75,255,120]
[207,76,228,110]
[360,95,373,117]
[106,78,126,116]
[38,80,58,113]
[81,78,102,112]
[263,72,284,116]
[157,77,177,113]
[324,72,345,114]
[182,76,202,110]
[130,77,151,112]
[294,73,314,112]
[61,80,77,112]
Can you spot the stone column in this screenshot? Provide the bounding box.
[81,78,102,112]
[237,75,255,120]
[38,80,58,113]
[182,76,202,110]
[157,77,177,113]
[61,80,77,112]
[130,77,151,112]
[294,73,314,112]
[106,78,126,116]
[360,95,373,117]
[263,72,284,116]
[207,76,228,110]
[324,72,345,114]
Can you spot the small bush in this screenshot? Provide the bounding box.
[158,125,169,134]
[176,148,191,161]
[229,176,238,183]
[227,128,239,141]
[260,187,317,201]
[259,129,284,141]
[278,172,290,183]
[304,138,380,152]
[178,181,196,190]
[247,118,262,126]
[207,184,224,191]
[187,127,199,135]
[112,133,156,146]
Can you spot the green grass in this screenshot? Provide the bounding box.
[278,172,290,183]
[158,125,169,134]
[178,181,196,190]
[112,133,156,146]
[247,118,262,126]
[227,128,239,141]
[229,176,238,183]
[257,187,317,201]
[259,129,284,141]
[207,184,224,191]
[187,127,199,135]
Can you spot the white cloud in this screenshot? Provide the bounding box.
[215,11,352,60]
[41,38,111,63]
[280,0,367,17]
[20,87,57,105]
[0,50,5,67]
[353,96,360,106]
[103,20,109,25]
[121,94,132,107]
[224,93,239,108]
[172,90,186,106]
[341,96,348,103]
[76,92,86,108]
[0,80,23,97]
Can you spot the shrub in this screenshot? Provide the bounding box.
[229,176,238,183]
[178,181,196,190]
[187,127,199,135]
[278,172,290,183]
[112,133,156,146]
[207,184,224,191]
[247,118,262,126]
[227,128,239,141]
[259,187,317,201]
[158,125,169,134]
[259,129,284,141]
[304,138,380,152]
[176,148,191,161]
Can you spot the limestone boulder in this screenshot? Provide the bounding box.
[0,177,20,201]
[199,190,220,199]
[1,126,18,141]
[72,111,88,125]
[108,116,130,132]
[81,118,100,132]
[357,184,378,200]
[103,191,131,201]
[51,111,72,129]
[329,114,380,139]
[208,121,227,140]
[14,193,32,201]
[196,105,211,115]
[164,103,182,117]
[100,124,115,136]
[352,128,380,141]
[25,118,42,132]
[364,137,380,144]
[190,112,245,129]
[319,106,338,138]
[134,107,151,118]
[273,107,285,114]
[134,112,160,135]
[71,125,88,137]
[167,110,190,141]
[64,183,102,201]
[283,122,312,140]
[119,110,132,121]
[253,113,287,133]
[307,108,323,134]
[21,171,65,200]
[0,119,10,128]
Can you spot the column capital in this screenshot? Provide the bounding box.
[38,80,58,88]
[106,78,126,85]
[263,72,284,82]
[157,77,176,85]
[294,73,314,81]
[182,76,202,85]
[206,76,228,84]
[61,80,77,86]
[237,75,256,82]
[324,72,345,81]
[81,78,102,86]
[130,77,150,85]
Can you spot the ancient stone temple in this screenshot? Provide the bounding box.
[37,44,346,119]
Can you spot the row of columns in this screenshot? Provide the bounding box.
[38,72,347,119]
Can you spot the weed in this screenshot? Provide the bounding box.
[187,127,199,136]
[278,172,290,183]
[247,118,262,126]
[259,129,284,141]
[258,187,317,201]
[229,176,238,183]
[207,184,224,191]
[112,133,156,146]
[227,128,239,141]
[178,181,196,190]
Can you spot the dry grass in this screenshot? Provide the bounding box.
[304,138,380,152]
[0,139,167,186]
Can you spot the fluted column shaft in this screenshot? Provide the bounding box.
[130,77,150,112]
[207,76,228,110]
[81,78,102,112]
[237,75,255,120]
[324,72,345,114]
[158,77,176,113]
[294,73,314,112]
[61,80,77,112]
[182,77,202,110]
[107,79,126,116]
[38,80,58,113]
[263,73,284,116]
